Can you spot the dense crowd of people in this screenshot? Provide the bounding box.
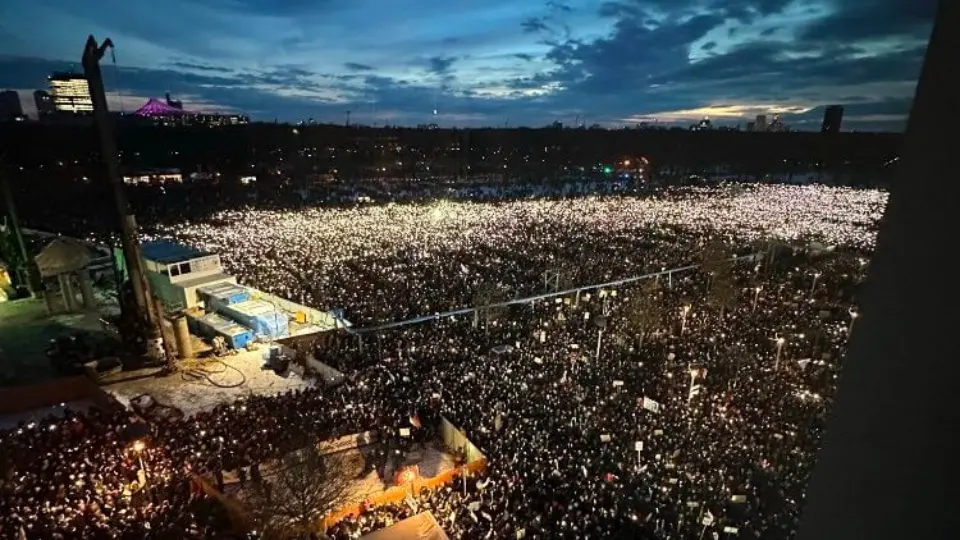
[1,184,882,539]
[152,184,884,324]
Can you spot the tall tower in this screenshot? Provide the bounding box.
[0,90,22,120]
[33,90,56,117]
[755,114,768,132]
[821,105,844,134]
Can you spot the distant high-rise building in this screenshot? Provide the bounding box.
[821,105,844,134]
[34,90,55,117]
[755,114,768,132]
[0,90,22,120]
[768,115,786,132]
[48,72,93,113]
[746,121,756,132]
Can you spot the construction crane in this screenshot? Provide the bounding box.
[82,35,166,361]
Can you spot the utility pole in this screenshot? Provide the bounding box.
[82,36,160,346]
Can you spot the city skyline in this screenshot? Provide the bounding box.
[0,0,937,130]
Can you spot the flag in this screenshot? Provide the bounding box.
[460,263,469,274]
[409,414,422,428]
[702,510,715,526]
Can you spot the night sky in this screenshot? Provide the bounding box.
[0,0,938,130]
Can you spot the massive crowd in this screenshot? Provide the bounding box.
[1,184,883,539]
[151,184,884,324]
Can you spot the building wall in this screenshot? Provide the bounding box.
[49,74,93,114]
[0,90,23,119]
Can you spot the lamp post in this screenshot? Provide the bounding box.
[810,272,821,295]
[848,307,859,339]
[593,315,608,360]
[688,367,701,404]
[681,305,691,335]
[753,286,762,312]
[131,440,152,502]
[774,336,786,371]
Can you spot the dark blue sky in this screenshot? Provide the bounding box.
[0,0,938,130]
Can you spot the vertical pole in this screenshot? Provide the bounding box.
[0,167,32,295]
[82,36,156,333]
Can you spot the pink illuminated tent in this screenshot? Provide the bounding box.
[134,98,190,117]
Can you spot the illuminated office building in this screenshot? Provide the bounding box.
[48,72,93,114]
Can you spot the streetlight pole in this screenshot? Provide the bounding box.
[681,305,691,335]
[848,308,859,340]
[810,272,821,295]
[595,328,604,360]
[688,367,701,404]
[775,336,786,371]
[132,440,152,501]
[753,286,762,312]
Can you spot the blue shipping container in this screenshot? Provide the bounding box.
[218,300,289,339]
[187,312,255,349]
[199,283,250,307]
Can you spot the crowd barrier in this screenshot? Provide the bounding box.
[274,341,347,386]
[354,254,760,334]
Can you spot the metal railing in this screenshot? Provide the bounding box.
[354,253,760,334]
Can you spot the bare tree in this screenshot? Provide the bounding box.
[473,283,508,332]
[699,237,733,288]
[700,239,738,320]
[245,447,357,539]
[621,280,663,349]
[707,271,739,321]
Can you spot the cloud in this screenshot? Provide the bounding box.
[167,61,234,73]
[427,56,458,75]
[343,62,374,72]
[0,0,939,130]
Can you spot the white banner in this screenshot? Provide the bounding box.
[642,397,662,413]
